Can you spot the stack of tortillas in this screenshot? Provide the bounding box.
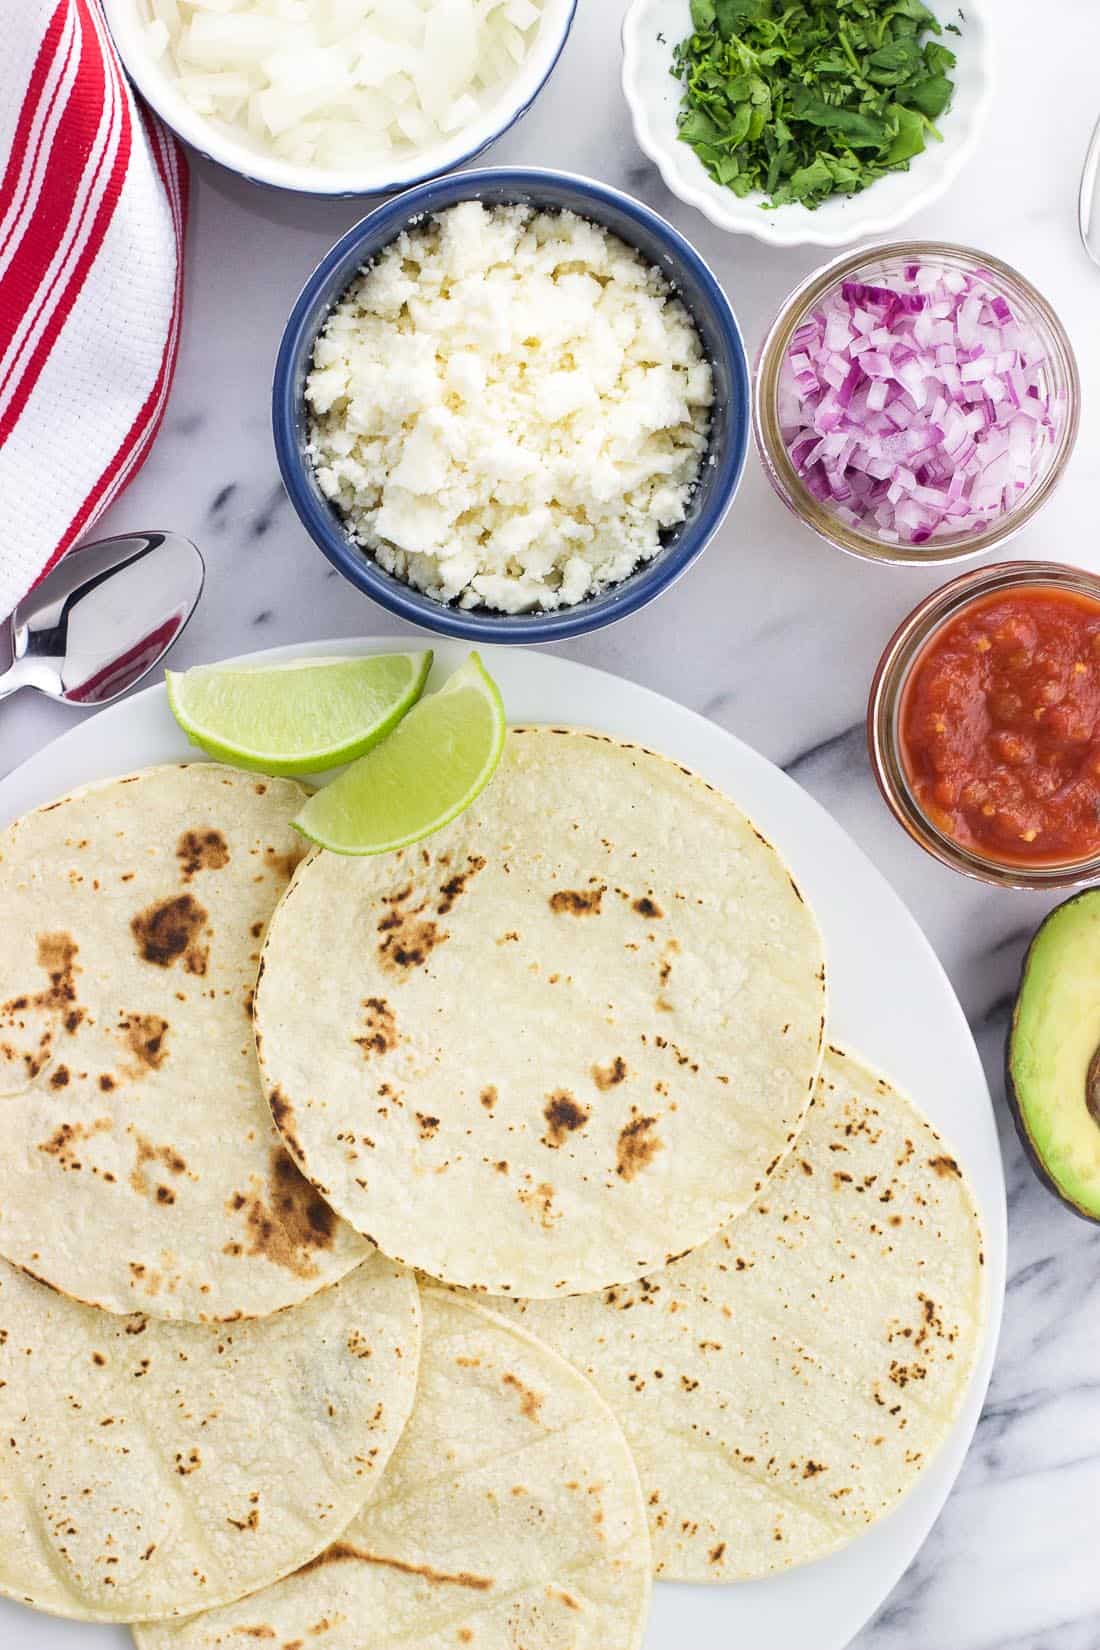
[0,731,986,1648]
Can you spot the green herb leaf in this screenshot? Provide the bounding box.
[670,0,959,211]
[715,0,770,38]
[865,40,924,85]
[886,0,940,27]
[786,88,891,149]
[886,103,927,163]
[924,42,958,75]
[907,73,955,119]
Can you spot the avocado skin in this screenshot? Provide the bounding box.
[1006,889,1100,1226]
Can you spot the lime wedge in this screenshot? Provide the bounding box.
[294,653,505,855]
[166,652,433,776]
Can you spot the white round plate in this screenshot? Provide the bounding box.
[621,0,995,248]
[0,638,1004,1650]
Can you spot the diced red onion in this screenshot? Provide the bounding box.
[780,261,1063,545]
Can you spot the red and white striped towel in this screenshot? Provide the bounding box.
[0,0,188,620]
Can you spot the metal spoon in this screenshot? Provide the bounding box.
[0,531,204,707]
[1079,113,1100,265]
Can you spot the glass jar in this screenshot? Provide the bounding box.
[754,242,1080,566]
[868,562,1100,889]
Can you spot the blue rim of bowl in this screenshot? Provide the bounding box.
[102,0,578,199]
[273,167,751,642]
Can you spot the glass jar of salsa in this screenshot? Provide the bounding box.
[869,563,1100,888]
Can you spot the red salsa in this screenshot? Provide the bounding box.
[900,586,1100,866]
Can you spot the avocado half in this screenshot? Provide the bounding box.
[1007,890,1100,1224]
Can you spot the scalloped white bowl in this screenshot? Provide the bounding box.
[621,0,994,248]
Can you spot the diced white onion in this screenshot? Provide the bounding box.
[150,0,543,170]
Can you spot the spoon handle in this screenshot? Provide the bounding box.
[0,644,54,701]
[1080,113,1100,259]
[0,659,31,702]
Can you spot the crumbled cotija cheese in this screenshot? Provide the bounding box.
[305,202,714,613]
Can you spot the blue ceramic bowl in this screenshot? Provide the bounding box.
[273,168,751,643]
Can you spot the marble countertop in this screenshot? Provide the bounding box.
[4,1,1099,1645]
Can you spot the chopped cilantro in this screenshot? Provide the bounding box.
[671,0,959,210]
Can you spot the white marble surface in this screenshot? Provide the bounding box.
[3,1,1100,1645]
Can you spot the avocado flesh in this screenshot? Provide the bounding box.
[1010,891,1100,1221]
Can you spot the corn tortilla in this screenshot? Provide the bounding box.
[0,1254,420,1621]
[487,1047,987,1580]
[255,728,826,1297]
[135,1288,651,1650]
[0,765,371,1321]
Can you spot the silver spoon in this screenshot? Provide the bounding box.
[0,531,204,707]
[1079,113,1100,265]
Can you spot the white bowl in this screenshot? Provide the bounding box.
[102,0,578,197]
[621,0,994,248]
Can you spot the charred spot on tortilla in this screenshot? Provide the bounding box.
[355,998,398,1058]
[376,894,449,977]
[517,1179,559,1229]
[131,894,210,975]
[416,1113,440,1140]
[229,1149,336,1277]
[592,1056,628,1091]
[549,885,605,916]
[129,1132,189,1201]
[38,1116,113,1171]
[118,1012,170,1073]
[1,1032,52,1081]
[541,1091,590,1148]
[298,1541,493,1591]
[263,844,306,882]
[49,1065,70,1089]
[501,1369,544,1422]
[268,1088,302,1158]
[36,933,81,1003]
[928,1154,961,1178]
[480,1086,498,1111]
[436,855,486,915]
[632,896,663,919]
[128,1260,165,1297]
[226,1498,261,1533]
[616,1112,663,1181]
[176,828,230,882]
[2,935,82,1059]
